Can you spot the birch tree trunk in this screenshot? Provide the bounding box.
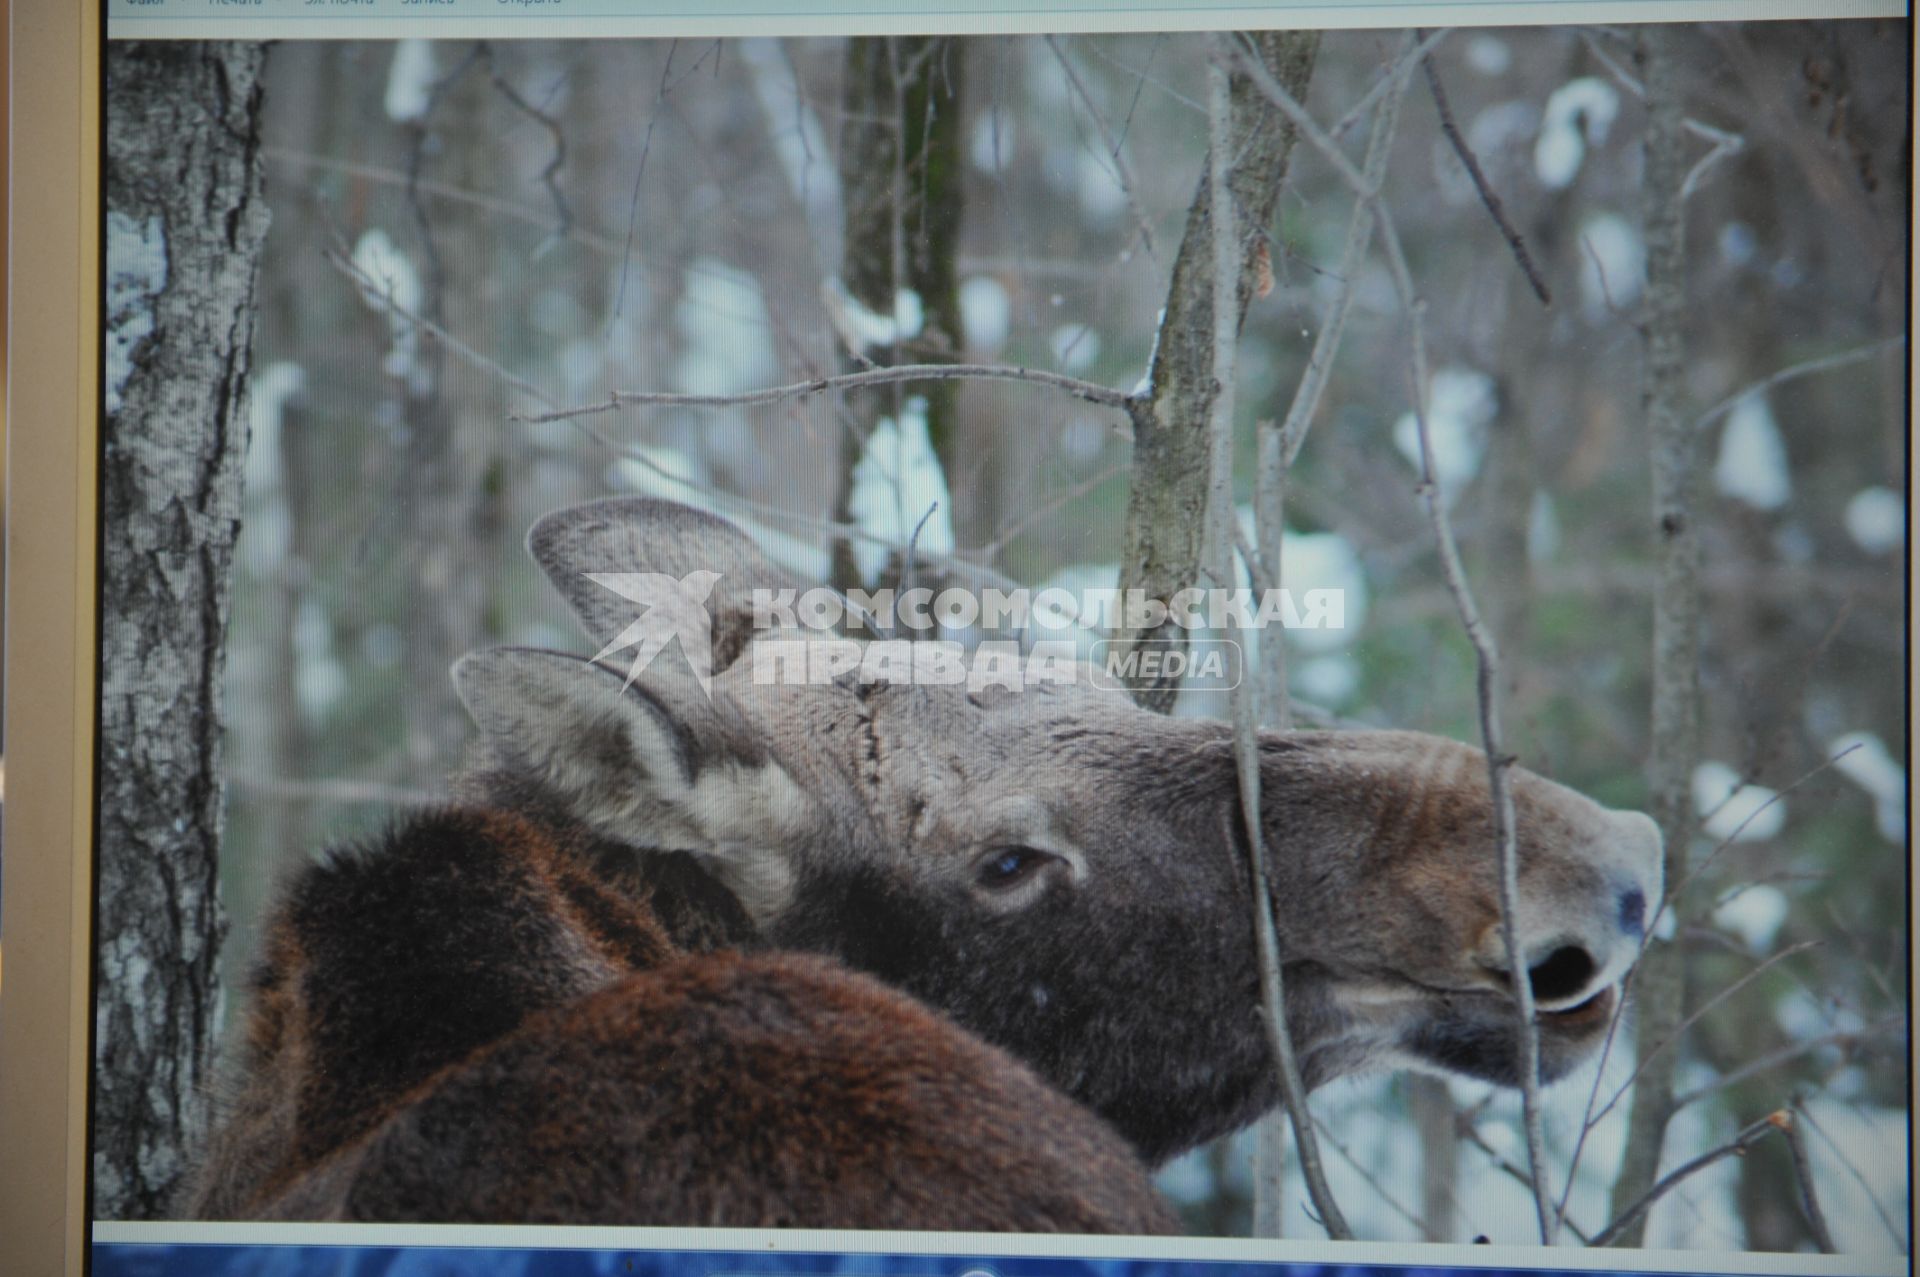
[1606,24,1697,1245]
[1112,32,1318,711]
[96,41,270,1220]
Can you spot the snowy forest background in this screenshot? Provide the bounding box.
[164,23,1907,1253]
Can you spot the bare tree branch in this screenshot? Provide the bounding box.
[1590,942,1822,1130]
[1794,1097,1910,1253]
[1328,28,1451,141]
[1273,57,1407,471]
[1459,1121,1593,1244]
[1231,36,1557,1242]
[519,362,1133,422]
[1692,336,1908,433]
[1419,40,1550,304]
[1782,1102,1839,1253]
[479,43,574,246]
[1206,46,1348,1242]
[1591,1111,1787,1248]
[1671,1017,1903,1111]
[1232,35,1585,1239]
[1045,35,1158,260]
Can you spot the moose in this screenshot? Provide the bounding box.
[183,497,1664,1230]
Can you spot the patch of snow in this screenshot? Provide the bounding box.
[607,442,705,500]
[848,396,954,582]
[1467,100,1538,162]
[676,258,776,395]
[739,40,841,259]
[243,361,307,494]
[822,277,925,354]
[1577,212,1645,320]
[104,210,169,415]
[1714,394,1791,511]
[1076,149,1128,221]
[1711,884,1790,954]
[1534,77,1620,189]
[970,107,1017,173]
[959,276,1011,354]
[1718,220,1758,267]
[1466,35,1512,75]
[1392,366,1497,507]
[1829,730,1907,842]
[1844,485,1904,553]
[350,229,424,383]
[384,41,436,122]
[1692,760,1786,842]
[1233,505,1369,655]
[1049,323,1102,373]
[1296,653,1359,705]
[293,599,345,718]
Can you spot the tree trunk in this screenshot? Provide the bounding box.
[1606,23,1697,1246]
[396,46,511,782]
[828,36,967,593]
[1112,32,1318,710]
[96,41,270,1220]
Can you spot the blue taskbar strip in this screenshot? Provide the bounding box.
[100,0,1910,26]
[87,1247,1781,1277]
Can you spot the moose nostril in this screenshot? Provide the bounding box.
[1528,946,1597,1004]
[1618,887,1647,936]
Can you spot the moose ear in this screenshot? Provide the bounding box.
[528,498,803,680]
[451,647,809,923]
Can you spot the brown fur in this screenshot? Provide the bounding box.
[184,806,1175,1232]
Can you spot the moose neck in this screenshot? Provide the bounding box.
[460,769,760,957]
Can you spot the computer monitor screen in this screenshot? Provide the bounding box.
[38,2,1920,1274]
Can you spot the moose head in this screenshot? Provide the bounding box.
[453,497,1662,1166]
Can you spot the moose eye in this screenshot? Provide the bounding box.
[975,846,1053,890]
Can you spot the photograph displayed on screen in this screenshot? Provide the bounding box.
[93,19,1908,1261]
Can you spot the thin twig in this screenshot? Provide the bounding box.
[519,362,1132,423]
[1588,941,1822,1130]
[1589,1112,1787,1248]
[323,241,555,409]
[1376,131,1557,1256]
[1794,1097,1910,1253]
[1208,43,1349,1243]
[1458,1123,1593,1245]
[1419,40,1550,305]
[1674,1018,1900,1113]
[1274,44,1409,470]
[976,463,1129,560]
[1313,1115,1435,1238]
[1233,36,1556,1238]
[1692,336,1908,432]
[1780,1102,1839,1252]
[1229,37,1372,197]
[1328,28,1451,142]
[1045,35,1157,260]
[616,40,678,317]
[480,43,574,246]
